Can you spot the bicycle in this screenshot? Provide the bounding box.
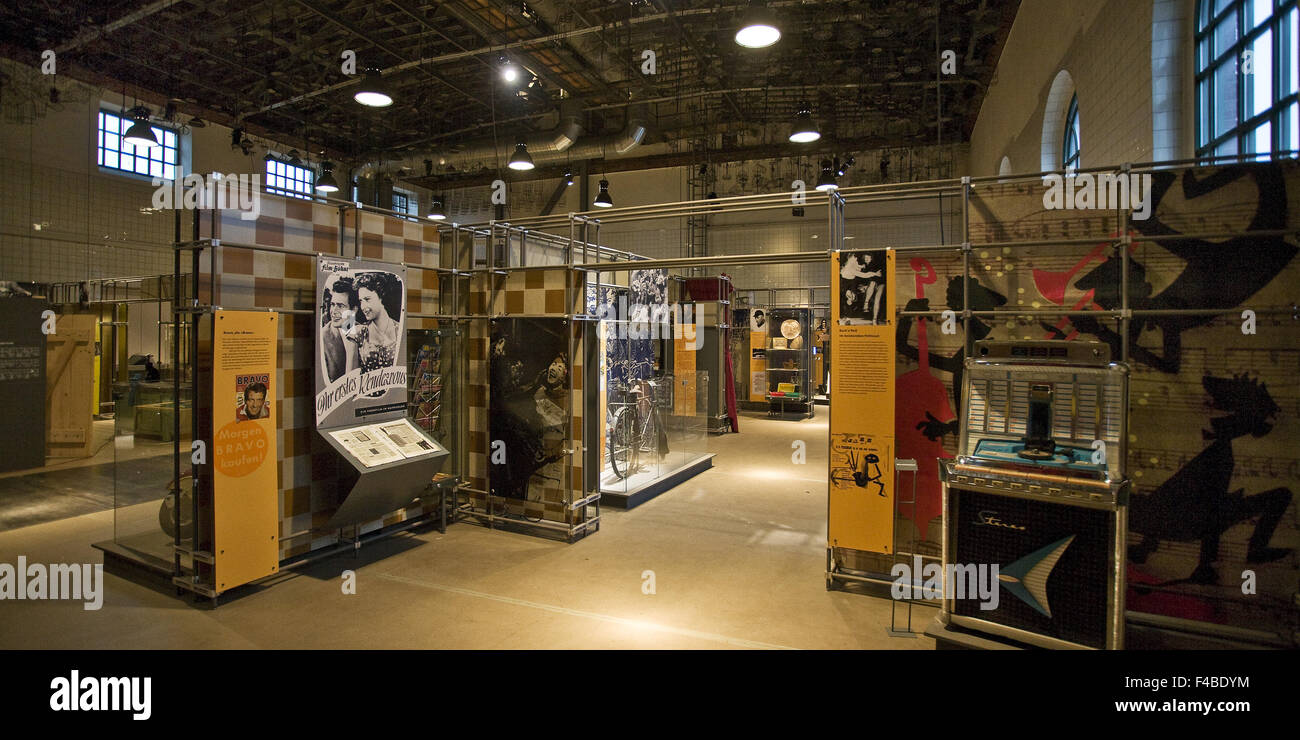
[608,378,668,480]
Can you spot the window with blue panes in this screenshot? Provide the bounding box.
[97,110,178,179]
[392,189,419,221]
[1063,94,1081,170]
[1196,0,1299,160]
[264,157,314,199]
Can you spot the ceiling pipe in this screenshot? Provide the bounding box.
[359,103,649,183]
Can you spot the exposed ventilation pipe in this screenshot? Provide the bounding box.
[356,103,648,183]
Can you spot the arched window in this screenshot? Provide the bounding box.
[1195,0,1299,160]
[1062,94,1081,169]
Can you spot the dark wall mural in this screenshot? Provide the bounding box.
[489,317,570,501]
[893,161,1299,640]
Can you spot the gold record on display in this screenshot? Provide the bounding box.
[780,318,801,341]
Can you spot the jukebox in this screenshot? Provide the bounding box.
[938,340,1130,649]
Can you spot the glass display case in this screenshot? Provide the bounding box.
[593,272,711,506]
[764,307,814,418]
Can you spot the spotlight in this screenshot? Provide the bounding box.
[123,106,159,149]
[507,141,535,171]
[353,69,393,107]
[427,198,446,221]
[315,161,340,193]
[187,117,207,128]
[239,138,253,156]
[593,179,613,208]
[735,3,781,48]
[788,103,820,143]
[499,57,520,83]
[815,160,838,191]
[230,128,243,148]
[287,149,303,166]
[563,169,574,186]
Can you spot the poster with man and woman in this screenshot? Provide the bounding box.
[315,258,408,428]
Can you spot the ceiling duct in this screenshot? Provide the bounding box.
[358,103,649,183]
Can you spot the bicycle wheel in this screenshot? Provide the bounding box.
[609,407,637,480]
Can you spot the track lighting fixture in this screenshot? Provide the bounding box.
[507,141,535,171]
[789,103,820,143]
[353,69,393,107]
[315,161,340,193]
[735,2,781,48]
[123,106,159,149]
[815,160,838,191]
[593,179,613,208]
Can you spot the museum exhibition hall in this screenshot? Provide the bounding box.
[0,0,1297,662]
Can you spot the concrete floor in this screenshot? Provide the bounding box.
[0,409,936,650]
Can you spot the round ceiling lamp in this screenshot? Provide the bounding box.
[123,107,159,149]
[735,4,781,48]
[353,70,393,107]
[815,160,838,191]
[507,142,535,171]
[315,162,340,193]
[788,103,820,143]
[593,179,613,208]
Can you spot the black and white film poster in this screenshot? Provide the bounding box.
[315,257,408,428]
[490,317,570,501]
[838,249,889,325]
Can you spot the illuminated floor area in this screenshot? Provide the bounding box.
[0,410,935,650]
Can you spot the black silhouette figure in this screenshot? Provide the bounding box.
[1128,374,1292,584]
[1045,165,1295,373]
[896,276,1008,441]
[847,451,886,497]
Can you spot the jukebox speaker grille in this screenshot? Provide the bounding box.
[951,489,1115,649]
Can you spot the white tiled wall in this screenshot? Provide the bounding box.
[970,0,1184,175]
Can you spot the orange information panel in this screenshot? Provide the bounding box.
[673,336,697,416]
[748,331,767,401]
[827,249,896,553]
[211,310,279,593]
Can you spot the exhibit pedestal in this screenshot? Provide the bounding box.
[599,452,713,509]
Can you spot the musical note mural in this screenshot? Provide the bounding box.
[894,160,1299,639]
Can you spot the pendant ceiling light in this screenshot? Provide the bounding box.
[815,160,838,191]
[593,179,613,208]
[735,3,781,48]
[427,198,447,221]
[507,141,535,171]
[353,70,393,107]
[788,103,820,143]
[123,106,159,149]
[499,56,520,83]
[315,161,340,193]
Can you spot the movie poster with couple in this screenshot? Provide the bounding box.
[315,257,408,428]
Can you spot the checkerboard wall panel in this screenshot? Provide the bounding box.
[210,195,441,559]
